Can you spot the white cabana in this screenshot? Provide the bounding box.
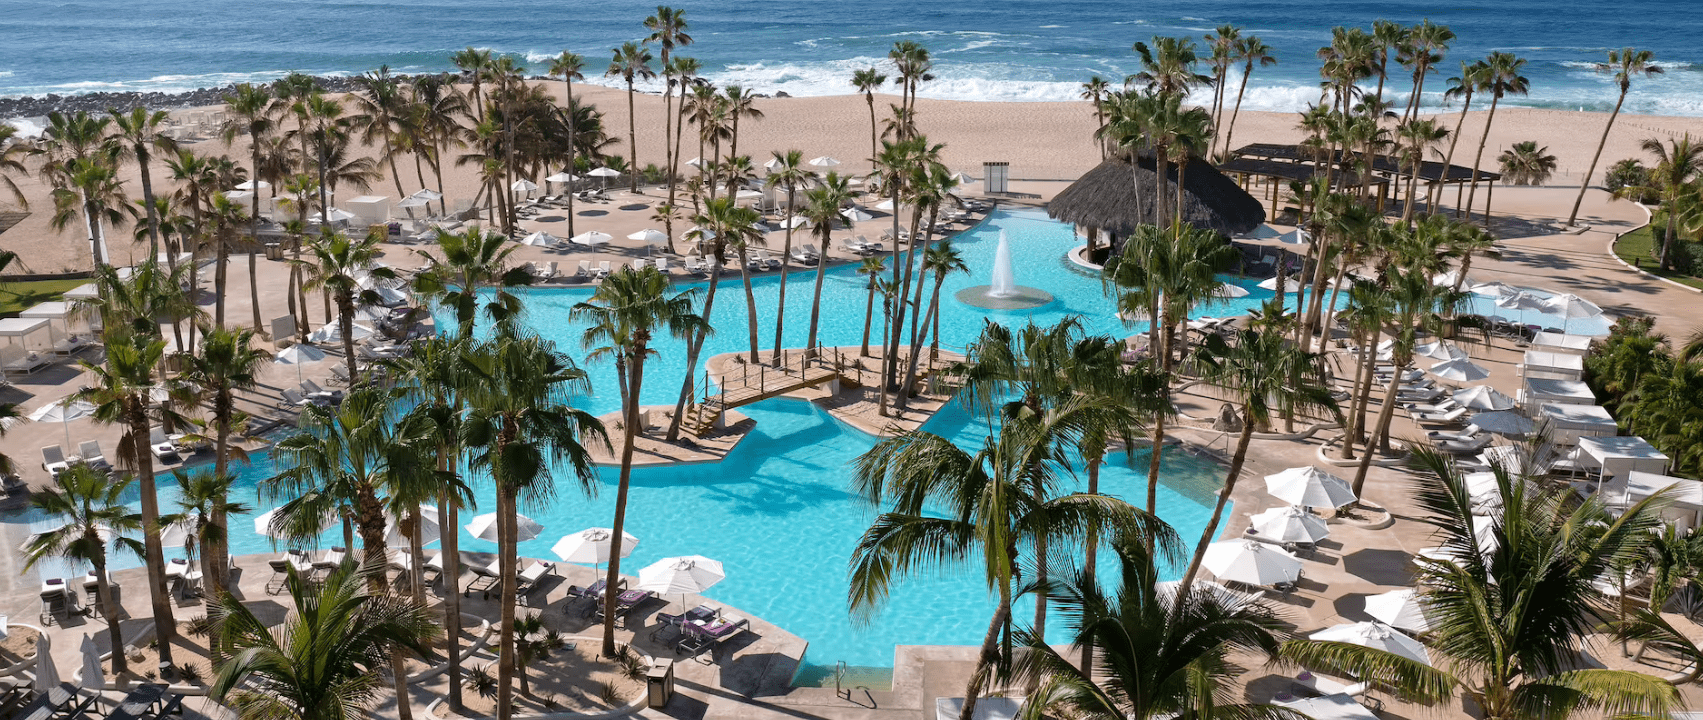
[61,283,100,302]
[1520,350,1584,382]
[1520,378,1595,411]
[0,317,53,353]
[1578,436,1670,480]
[1611,471,1703,531]
[19,301,93,347]
[1537,403,1617,445]
[345,196,390,226]
[1530,331,1593,356]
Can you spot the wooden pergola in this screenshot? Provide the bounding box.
[1227,143,1501,218]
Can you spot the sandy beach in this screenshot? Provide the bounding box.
[6,83,1703,273]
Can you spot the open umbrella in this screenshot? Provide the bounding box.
[308,321,374,344]
[780,215,810,229]
[253,506,337,539]
[27,399,96,449]
[1496,291,1548,312]
[734,189,764,200]
[1263,466,1357,509]
[384,504,441,547]
[1212,282,1250,299]
[1202,540,1301,586]
[1469,281,1517,297]
[1155,579,1253,607]
[950,171,977,184]
[808,156,841,168]
[1278,228,1310,245]
[1256,275,1302,291]
[314,208,356,224]
[685,156,703,168]
[411,188,443,201]
[510,179,539,194]
[1470,410,1534,435]
[1310,621,1430,665]
[520,231,561,248]
[466,512,542,543]
[1429,358,1490,383]
[628,228,669,245]
[570,231,612,247]
[235,180,270,191]
[1543,293,1602,333]
[637,555,726,611]
[1248,505,1330,544]
[1432,270,1466,288]
[395,196,429,209]
[762,156,785,171]
[1415,341,1468,361]
[551,527,639,566]
[545,171,578,184]
[841,206,874,223]
[875,198,898,211]
[1364,588,1433,633]
[586,167,620,189]
[1238,224,1284,240]
[1452,385,1515,411]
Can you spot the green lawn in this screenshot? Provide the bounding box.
[1612,225,1703,291]
[0,278,88,316]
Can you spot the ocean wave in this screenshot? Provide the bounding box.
[0,70,348,98]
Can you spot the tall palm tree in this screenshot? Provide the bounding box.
[211,565,436,720]
[1348,266,1465,494]
[413,226,531,338]
[764,150,816,362]
[460,335,606,720]
[665,198,747,441]
[607,42,655,191]
[1569,48,1663,225]
[1176,329,1335,594]
[1462,52,1529,221]
[1369,20,1410,108]
[222,83,275,328]
[668,55,702,207]
[296,228,396,382]
[802,173,853,357]
[23,465,143,676]
[1616,136,1703,270]
[1128,36,1212,98]
[0,123,30,208]
[351,66,414,200]
[723,203,767,363]
[49,155,135,269]
[722,85,765,161]
[888,42,934,134]
[852,68,888,165]
[852,400,1176,720]
[645,6,693,190]
[1398,20,1454,123]
[857,255,886,357]
[1080,76,1112,159]
[1204,25,1241,157]
[177,325,268,595]
[1396,117,1449,221]
[571,268,705,655]
[161,469,250,610]
[920,239,968,361]
[1434,60,1491,210]
[1498,141,1558,185]
[107,107,178,258]
[548,52,587,236]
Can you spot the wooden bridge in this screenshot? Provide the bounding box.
[684,353,844,436]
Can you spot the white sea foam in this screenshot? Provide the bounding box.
[0,69,344,98]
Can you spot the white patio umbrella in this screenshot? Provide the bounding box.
[411,188,443,201]
[314,208,356,224]
[22,523,117,551]
[252,506,336,538]
[683,226,716,243]
[570,231,612,247]
[33,632,58,698]
[950,171,977,184]
[1415,341,1468,361]
[762,156,785,171]
[1432,270,1466,287]
[545,171,578,183]
[1429,357,1490,383]
[1452,385,1515,411]
[466,512,543,543]
[395,196,429,209]
[1470,410,1534,435]
[235,180,270,191]
[1469,281,1517,297]
[78,633,103,687]
[274,343,328,381]
[1249,505,1330,544]
[1278,228,1310,245]
[628,228,669,245]
[637,555,726,611]
[551,527,639,566]
[510,179,539,194]
[808,156,841,168]
[1155,579,1252,606]
[875,198,898,211]
[1263,466,1357,509]
[780,215,810,229]
[1496,291,1548,312]
[384,504,441,547]
[586,167,621,189]
[1543,293,1603,333]
[1256,275,1302,291]
[1202,540,1302,586]
[159,517,195,552]
[685,156,703,168]
[308,321,374,344]
[520,231,561,247]
[27,399,97,448]
[841,206,874,223]
[1364,588,1433,633]
[734,189,764,200]
[1310,621,1430,665]
[1213,282,1250,299]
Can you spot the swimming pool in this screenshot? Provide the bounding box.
[16,208,1258,673]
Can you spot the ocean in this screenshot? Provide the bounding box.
[1,0,1699,115]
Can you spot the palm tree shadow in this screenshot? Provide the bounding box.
[1339,548,1416,586]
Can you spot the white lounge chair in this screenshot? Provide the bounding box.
[148,426,181,462]
[1437,434,1493,454]
[595,261,612,279]
[631,258,649,271]
[684,256,709,275]
[655,257,670,273]
[41,445,69,478]
[576,259,593,278]
[77,441,111,471]
[1413,406,1468,426]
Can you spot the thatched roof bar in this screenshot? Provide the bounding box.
[1047,154,1265,237]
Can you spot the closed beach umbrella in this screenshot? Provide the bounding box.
[551,527,639,565]
[79,633,103,687]
[841,206,874,223]
[1429,358,1490,383]
[1310,621,1430,665]
[1470,410,1534,435]
[808,156,841,168]
[1415,341,1468,361]
[1202,540,1301,586]
[1263,466,1357,509]
[570,231,612,247]
[253,506,336,538]
[33,632,57,698]
[1249,505,1330,544]
[520,231,560,247]
[510,179,538,193]
[1364,588,1433,633]
[1452,385,1515,411]
[636,555,725,595]
[545,171,578,183]
[466,512,542,543]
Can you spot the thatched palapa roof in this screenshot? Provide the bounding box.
[1048,154,1265,237]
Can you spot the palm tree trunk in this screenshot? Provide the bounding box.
[1223,63,1253,160]
[248,252,263,334]
[566,81,579,239]
[603,346,645,657]
[93,553,126,675]
[867,96,878,168]
[1463,96,1501,219]
[771,186,797,364]
[440,478,466,710]
[1351,368,1404,496]
[209,407,233,597]
[626,81,640,192]
[214,228,229,328]
[338,293,358,387]
[929,277,945,361]
[132,403,176,667]
[957,593,1010,720]
[495,486,518,720]
[737,250,760,362]
[805,229,832,359]
[1177,416,1257,596]
[1080,451,1102,679]
[668,265,721,441]
[1434,93,1474,210]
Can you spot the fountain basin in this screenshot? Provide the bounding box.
[956,285,1054,310]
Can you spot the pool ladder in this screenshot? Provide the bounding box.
[834,660,849,699]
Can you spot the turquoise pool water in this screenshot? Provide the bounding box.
[17,208,1262,671]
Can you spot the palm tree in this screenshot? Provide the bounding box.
[460,335,606,720]
[176,326,268,594]
[1176,329,1335,593]
[0,123,30,208]
[351,66,414,200]
[1398,20,1455,123]
[666,198,750,441]
[1349,266,1465,494]
[607,42,655,192]
[857,255,886,357]
[413,226,531,339]
[221,83,275,326]
[107,107,178,259]
[1080,76,1112,159]
[722,85,764,161]
[547,53,586,237]
[802,174,853,357]
[571,268,706,656]
[1463,52,1529,220]
[888,42,934,134]
[668,55,702,212]
[920,240,968,361]
[1396,118,1449,220]
[1369,20,1410,108]
[49,156,136,269]
[1569,48,1663,225]
[764,150,816,362]
[645,6,693,189]
[1498,140,1558,185]
[75,328,181,665]
[1203,26,1241,157]
[1616,135,1703,270]
[1128,36,1212,98]
[847,68,889,168]
[211,565,436,720]
[161,469,250,610]
[1434,60,1491,210]
[23,465,143,676]
[851,400,1176,720]
[296,228,396,382]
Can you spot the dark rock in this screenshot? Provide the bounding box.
[774,91,791,98]
[0,74,414,121]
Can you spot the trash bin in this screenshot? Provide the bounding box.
[646,658,675,708]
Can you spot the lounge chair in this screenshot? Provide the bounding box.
[39,578,73,625]
[465,563,501,598]
[41,445,69,478]
[595,261,612,279]
[684,256,709,275]
[311,547,346,578]
[421,551,446,585]
[147,426,181,462]
[1403,399,1460,415]
[653,604,719,641]
[655,257,670,273]
[1437,434,1494,454]
[104,683,180,720]
[596,589,656,628]
[0,347,49,375]
[279,388,330,410]
[679,614,749,657]
[790,244,818,264]
[1412,406,1468,426]
[1427,425,1482,443]
[1398,386,1445,403]
[576,259,593,278]
[13,683,96,720]
[514,560,557,604]
[76,440,111,471]
[301,379,342,403]
[329,363,353,385]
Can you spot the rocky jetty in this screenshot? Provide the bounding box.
[0,74,410,120]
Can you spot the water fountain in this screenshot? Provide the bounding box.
[956,230,1054,310]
